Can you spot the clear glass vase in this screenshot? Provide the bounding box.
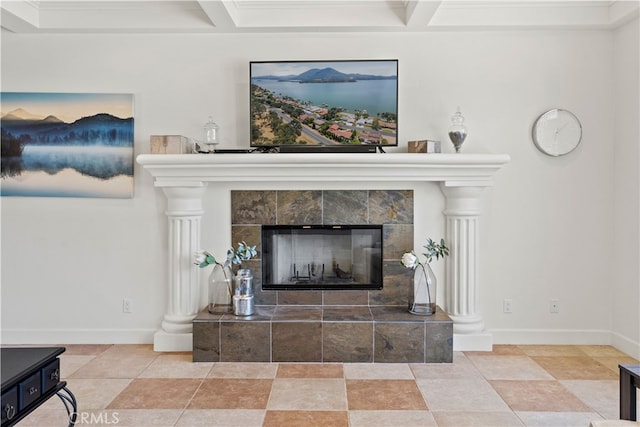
[208,263,233,314]
[408,263,437,315]
[448,107,467,153]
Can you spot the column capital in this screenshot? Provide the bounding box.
[440,183,486,216]
[162,186,207,217]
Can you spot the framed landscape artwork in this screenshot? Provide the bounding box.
[0,92,134,198]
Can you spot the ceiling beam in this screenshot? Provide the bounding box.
[0,0,39,33]
[197,0,239,31]
[404,0,443,28]
[609,0,640,28]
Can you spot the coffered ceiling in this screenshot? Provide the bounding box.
[1,0,638,33]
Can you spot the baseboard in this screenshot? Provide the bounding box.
[0,328,155,345]
[611,331,640,360]
[454,332,493,351]
[153,330,193,352]
[489,328,612,345]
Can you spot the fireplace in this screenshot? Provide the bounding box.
[262,224,383,291]
[136,152,510,352]
[230,189,413,307]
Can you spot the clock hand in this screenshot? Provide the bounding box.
[554,122,569,142]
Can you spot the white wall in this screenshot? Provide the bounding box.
[612,18,640,359]
[1,27,637,356]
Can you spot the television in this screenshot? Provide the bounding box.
[250,60,398,150]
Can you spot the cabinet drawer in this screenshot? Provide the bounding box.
[41,358,61,393]
[18,372,41,410]
[1,387,18,424]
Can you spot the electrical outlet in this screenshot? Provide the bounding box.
[123,298,133,314]
[503,299,513,313]
[550,299,560,314]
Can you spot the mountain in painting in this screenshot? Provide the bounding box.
[42,115,64,123]
[1,108,44,121]
[1,109,133,147]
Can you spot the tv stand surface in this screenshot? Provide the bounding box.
[213,148,255,154]
[277,145,380,154]
[214,146,385,154]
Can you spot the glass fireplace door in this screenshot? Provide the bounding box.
[262,225,382,290]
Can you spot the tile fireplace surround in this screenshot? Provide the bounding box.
[193,189,454,363]
[137,153,510,355]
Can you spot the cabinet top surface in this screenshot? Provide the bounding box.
[1,347,65,390]
[620,364,640,378]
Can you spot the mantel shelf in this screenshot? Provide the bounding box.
[136,153,510,187]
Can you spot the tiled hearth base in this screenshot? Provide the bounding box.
[193,305,453,363]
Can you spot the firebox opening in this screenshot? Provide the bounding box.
[262,224,383,291]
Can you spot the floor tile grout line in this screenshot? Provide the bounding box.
[172,377,207,427]
[101,378,135,413]
[343,374,349,413]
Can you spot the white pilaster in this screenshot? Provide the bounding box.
[154,185,207,351]
[440,183,492,351]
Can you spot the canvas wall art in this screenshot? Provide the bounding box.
[1,92,134,198]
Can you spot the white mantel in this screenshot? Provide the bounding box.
[137,153,510,352]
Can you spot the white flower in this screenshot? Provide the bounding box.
[194,243,256,269]
[194,250,209,266]
[401,252,419,269]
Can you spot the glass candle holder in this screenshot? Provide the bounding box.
[448,107,467,153]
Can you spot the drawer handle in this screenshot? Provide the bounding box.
[28,386,38,395]
[50,368,60,381]
[4,404,16,420]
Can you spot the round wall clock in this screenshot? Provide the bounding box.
[532,109,582,156]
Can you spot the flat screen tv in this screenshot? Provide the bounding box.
[250,60,398,149]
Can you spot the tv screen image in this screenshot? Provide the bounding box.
[250,60,398,148]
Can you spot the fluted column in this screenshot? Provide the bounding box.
[154,185,207,351]
[440,183,492,351]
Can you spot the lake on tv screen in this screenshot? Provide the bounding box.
[251,79,397,117]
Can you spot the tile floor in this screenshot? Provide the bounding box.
[17,344,639,427]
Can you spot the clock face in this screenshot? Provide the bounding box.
[532,109,582,156]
